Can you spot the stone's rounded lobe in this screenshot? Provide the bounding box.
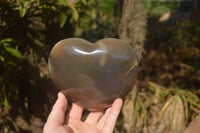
[48,38,139,111]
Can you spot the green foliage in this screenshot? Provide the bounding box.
[143,0,180,16]
[99,0,115,21]
[148,82,200,124]
[59,11,68,28]
[0,0,90,109]
[175,20,200,47]
[19,0,34,17]
[122,81,200,132]
[70,6,79,22]
[75,0,117,38]
[131,91,149,130]
[147,18,200,55]
[0,37,22,109]
[58,0,68,6]
[0,37,22,65]
[19,0,87,28]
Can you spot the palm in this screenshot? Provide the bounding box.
[43,93,122,133]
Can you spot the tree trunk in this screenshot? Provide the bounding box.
[118,0,147,132]
[119,0,147,62]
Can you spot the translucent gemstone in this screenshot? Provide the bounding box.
[48,38,139,111]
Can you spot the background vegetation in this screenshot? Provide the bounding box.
[0,0,200,133]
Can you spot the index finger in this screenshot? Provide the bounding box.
[101,98,123,133]
[43,92,68,131]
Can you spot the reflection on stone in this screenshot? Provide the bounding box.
[48,38,139,111]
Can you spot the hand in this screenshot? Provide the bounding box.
[43,92,123,133]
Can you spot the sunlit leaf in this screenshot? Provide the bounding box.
[19,0,33,17]
[0,38,17,44]
[59,11,68,28]
[1,42,10,47]
[4,47,22,59]
[151,5,170,16]
[133,101,139,128]
[0,55,5,62]
[187,91,200,101]
[71,6,79,21]
[75,0,87,5]
[79,0,87,5]
[171,96,179,128]
[3,97,10,109]
[156,96,176,122]
[181,95,189,121]
[8,61,16,66]
[58,0,68,6]
[139,99,148,127]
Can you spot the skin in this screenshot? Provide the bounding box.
[43,92,123,133]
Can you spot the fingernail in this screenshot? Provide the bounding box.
[57,92,61,98]
[116,98,123,108]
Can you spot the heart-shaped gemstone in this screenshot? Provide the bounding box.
[48,38,138,111]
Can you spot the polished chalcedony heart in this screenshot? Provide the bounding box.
[48,38,139,111]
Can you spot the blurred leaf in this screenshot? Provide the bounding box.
[151,5,170,16]
[139,98,148,127]
[8,61,16,66]
[145,0,180,17]
[77,0,87,5]
[0,38,17,44]
[19,0,33,17]
[181,95,189,121]
[3,97,10,109]
[58,0,68,6]
[73,0,87,7]
[116,118,124,127]
[4,47,22,59]
[59,11,68,28]
[1,42,11,47]
[133,101,139,128]
[40,4,52,22]
[0,55,5,62]
[99,0,115,15]
[155,95,176,124]
[171,96,179,128]
[71,6,79,21]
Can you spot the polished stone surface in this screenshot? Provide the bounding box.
[48,38,139,111]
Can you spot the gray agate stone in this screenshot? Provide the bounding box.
[48,38,139,111]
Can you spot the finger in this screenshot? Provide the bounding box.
[44,92,68,130]
[85,110,104,124]
[66,103,83,121]
[101,98,123,133]
[97,108,111,129]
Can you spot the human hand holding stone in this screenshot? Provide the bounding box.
[43,92,123,133]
